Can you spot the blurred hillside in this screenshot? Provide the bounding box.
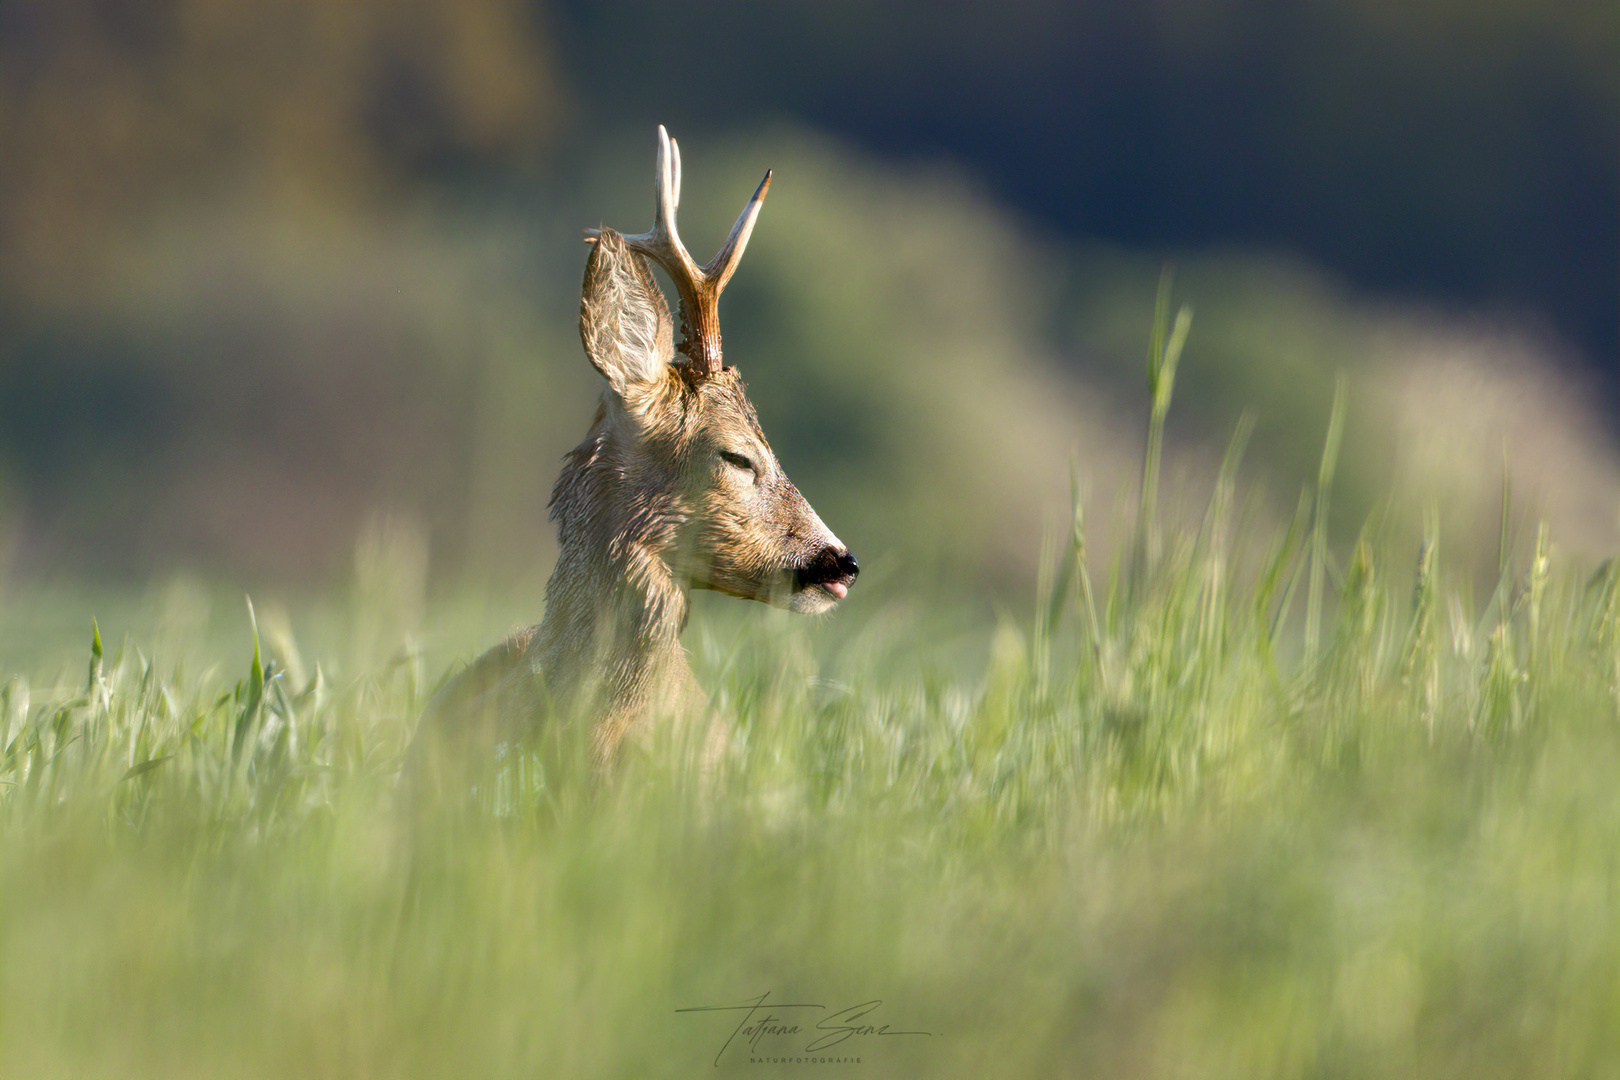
[0,1,1614,597]
[556,0,1618,366]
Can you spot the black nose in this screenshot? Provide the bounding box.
[797,545,860,590]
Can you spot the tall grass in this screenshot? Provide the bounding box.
[3,299,1619,1078]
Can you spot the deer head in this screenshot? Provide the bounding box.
[572,126,858,615]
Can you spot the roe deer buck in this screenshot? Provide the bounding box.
[412,126,858,778]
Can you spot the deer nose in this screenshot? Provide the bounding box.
[798,545,859,592]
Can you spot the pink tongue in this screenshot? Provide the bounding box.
[826,581,848,600]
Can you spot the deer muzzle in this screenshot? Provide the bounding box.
[795,545,860,600]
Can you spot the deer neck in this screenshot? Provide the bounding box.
[536,428,693,725]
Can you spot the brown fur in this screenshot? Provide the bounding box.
[411,210,854,783]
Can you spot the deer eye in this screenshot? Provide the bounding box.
[719,450,756,476]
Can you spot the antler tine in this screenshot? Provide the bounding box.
[654,126,675,241]
[626,125,697,276]
[704,169,772,293]
[669,133,682,211]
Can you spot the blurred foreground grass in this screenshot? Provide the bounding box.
[2,309,1619,1078]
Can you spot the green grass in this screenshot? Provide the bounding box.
[3,305,1619,1078]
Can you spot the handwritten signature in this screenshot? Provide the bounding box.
[677,991,933,1066]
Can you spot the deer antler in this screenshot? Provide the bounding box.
[586,125,771,376]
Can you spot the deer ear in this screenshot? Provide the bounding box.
[579,228,674,398]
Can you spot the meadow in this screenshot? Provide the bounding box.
[2,305,1618,1079]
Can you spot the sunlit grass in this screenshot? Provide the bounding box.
[2,300,1618,1078]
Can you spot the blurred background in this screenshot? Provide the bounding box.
[0,0,1614,619]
